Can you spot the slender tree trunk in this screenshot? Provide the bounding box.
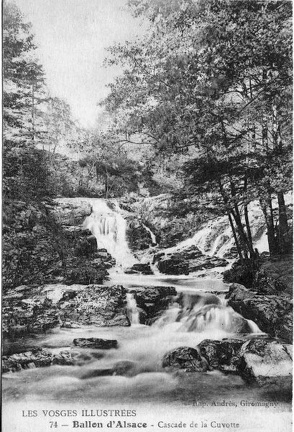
[277,191,289,253]
[32,83,35,142]
[243,177,254,258]
[260,197,277,256]
[218,178,244,262]
[105,170,109,198]
[227,210,244,262]
[230,181,253,260]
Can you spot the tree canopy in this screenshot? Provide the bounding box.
[101,0,292,258]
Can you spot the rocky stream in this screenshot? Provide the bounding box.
[2,198,292,432]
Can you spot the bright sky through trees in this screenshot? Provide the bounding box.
[13,0,147,127]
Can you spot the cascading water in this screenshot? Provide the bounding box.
[156,200,272,268]
[126,293,140,325]
[142,223,157,245]
[152,291,262,340]
[83,199,137,268]
[3,197,289,432]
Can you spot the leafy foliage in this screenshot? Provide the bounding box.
[101,0,292,258]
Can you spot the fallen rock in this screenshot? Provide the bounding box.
[73,338,118,349]
[253,255,293,294]
[189,256,228,272]
[198,338,245,373]
[237,338,292,388]
[58,284,130,327]
[124,263,153,275]
[2,348,77,373]
[131,286,176,324]
[75,235,97,257]
[226,284,293,343]
[157,258,189,275]
[155,245,228,275]
[112,360,140,377]
[162,347,209,372]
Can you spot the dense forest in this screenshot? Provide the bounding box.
[3,0,293,289]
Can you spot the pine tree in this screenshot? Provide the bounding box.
[3,0,47,145]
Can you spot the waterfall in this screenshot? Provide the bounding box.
[126,293,140,325]
[152,292,262,338]
[83,199,137,268]
[160,200,271,260]
[142,224,157,245]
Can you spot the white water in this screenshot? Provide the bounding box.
[160,201,270,261]
[83,199,137,268]
[126,293,140,325]
[142,223,157,245]
[3,284,266,411]
[4,196,289,426]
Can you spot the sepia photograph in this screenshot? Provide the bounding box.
[2,1,293,431]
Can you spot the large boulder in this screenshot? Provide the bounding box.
[3,283,131,337]
[198,339,245,373]
[131,286,177,324]
[126,219,153,251]
[157,258,189,275]
[124,263,153,275]
[162,347,209,372]
[58,284,130,327]
[253,255,293,294]
[237,338,292,388]
[226,284,293,343]
[51,199,92,226]
[155,245,228,275]
[2,348,78,373]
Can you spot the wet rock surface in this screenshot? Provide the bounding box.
[226,284,293,343]
[124,263,153,275]
[58,284,130,327]
[81,360,144,380]
[2,348,81,373]
[154,245,228,275]
[73,338,118,349]
[162,347,209,372]
[238,338,292,387]
[253,255,293,295]
[2,286,60,338]
[3,284,130,338]
[223,255,293,295]
[198,338,245,373]
[130,286,177,324]
[160,336,292,388]
[157,257,189,275]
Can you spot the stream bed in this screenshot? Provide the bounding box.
[2,198,292,432]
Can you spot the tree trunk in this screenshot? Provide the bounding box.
[277,191,290,253]
[105,170,109,198]
[243,177,254,258]
[230,181,253,260]
[227,210,244,262]
[32,83,35,142]
[260,198,278,256]
[218,178,245,262]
